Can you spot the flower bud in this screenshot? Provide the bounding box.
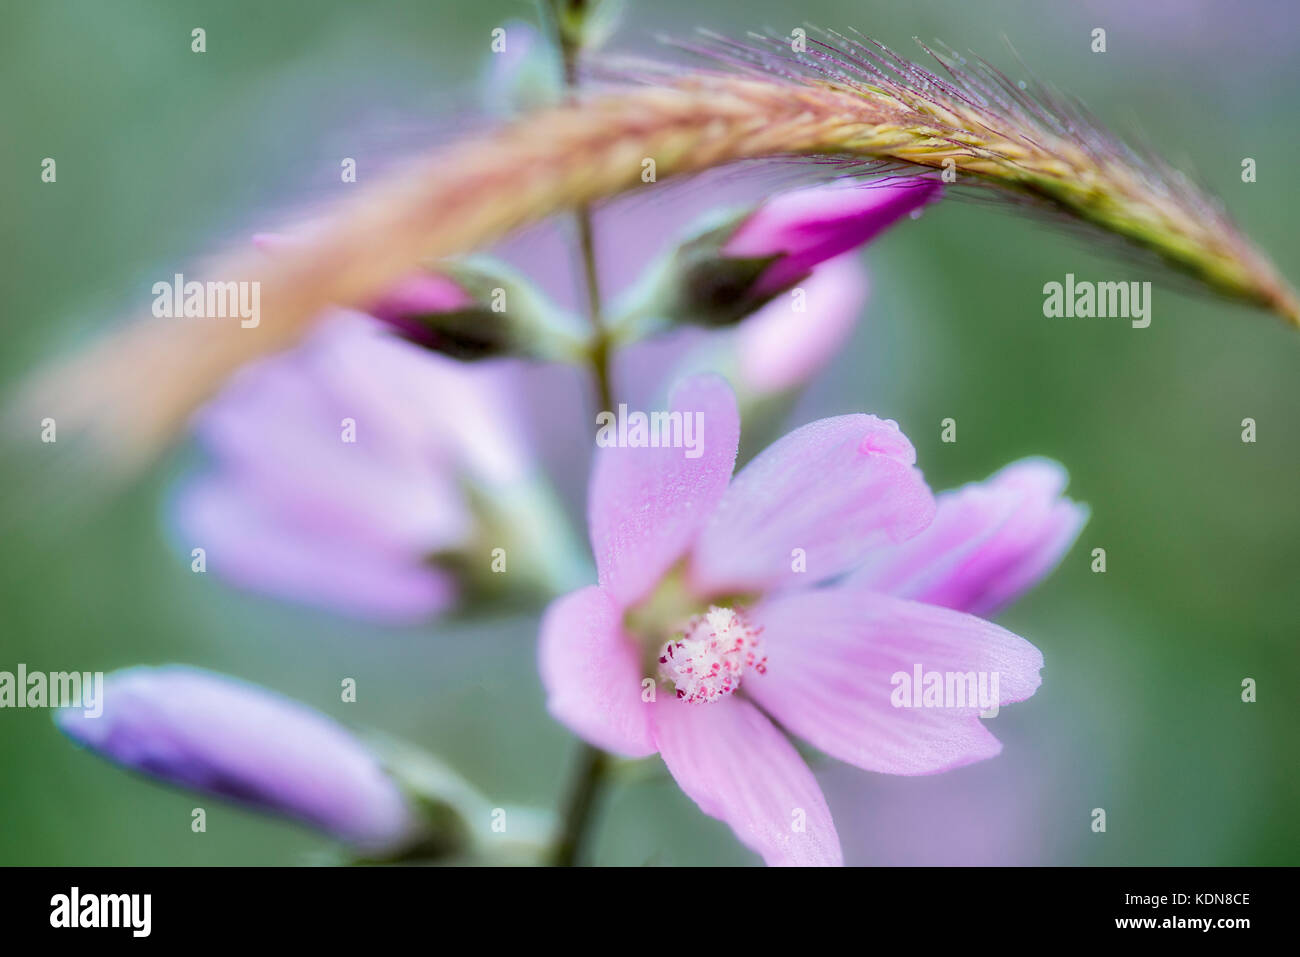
[620,178,940,332]
[253,234,578,362]
[56,666,422,856]
[391,259,582,362]
[368,270,513,360]
[723,178,942,294]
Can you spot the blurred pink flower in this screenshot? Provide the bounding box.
[735,253,869,394]
[539,376,1047,866]
[172,312,530,624]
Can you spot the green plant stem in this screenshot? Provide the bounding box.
[544,0,615,409]
[546,0,613,865]
[575,205,614,410]
[550,743,610,866]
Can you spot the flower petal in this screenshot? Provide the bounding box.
[188,314,479,554]
[538,587,656,757]
[588,374,739,606]
[745,587,1043,775]
[172,476,457,625]
[690,415,935,595]
[652,695,842,866]
[849,458,1088,615]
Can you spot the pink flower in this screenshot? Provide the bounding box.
[722,178,943,295]
[539,376,1056,866]
[172,313,532,624]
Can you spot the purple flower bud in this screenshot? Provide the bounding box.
[363,272,516,358]
[254,233,511,358]
[722,178,943,295]
[56,666,419,854]
[366,273,476,322]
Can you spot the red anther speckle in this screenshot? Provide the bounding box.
[656,606,768,705]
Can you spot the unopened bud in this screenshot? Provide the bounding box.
[253,234,578,362]
[618,179,941,333]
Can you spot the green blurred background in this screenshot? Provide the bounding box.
[1,0,1296,865]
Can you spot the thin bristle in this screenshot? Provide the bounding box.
[686,31,1296,321]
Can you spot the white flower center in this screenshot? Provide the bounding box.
[657,606,766,704]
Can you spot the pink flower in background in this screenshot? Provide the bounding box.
[539,375,1055,866]
[173,313,533,624]
[621,252,870,405]
[735,254,870,394]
